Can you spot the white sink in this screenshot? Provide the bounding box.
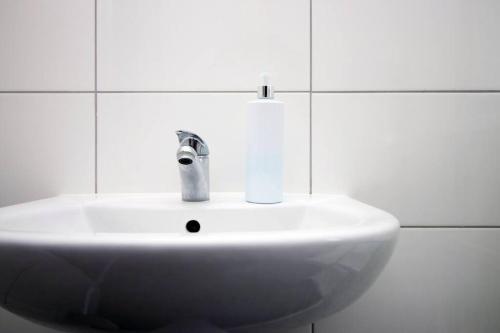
[0,193,398,333]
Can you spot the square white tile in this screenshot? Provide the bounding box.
[312,93,500,226]
[0,94,95,207]
[97,93,309,193]
[0,0,94,91]
[313,0,500,90]
[97,0,309,91]
[315,228,500,333]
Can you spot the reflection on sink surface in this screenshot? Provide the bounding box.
[0,193,399,333]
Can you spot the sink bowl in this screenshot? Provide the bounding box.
[0,193,398,332]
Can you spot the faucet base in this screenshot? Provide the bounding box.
[182,196,210,202]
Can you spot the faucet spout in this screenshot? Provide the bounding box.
[176,131,209,202]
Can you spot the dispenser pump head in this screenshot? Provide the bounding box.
[257,72,274,99]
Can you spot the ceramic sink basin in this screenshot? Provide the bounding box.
[0,193,398,333]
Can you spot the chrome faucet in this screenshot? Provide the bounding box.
[176,130,209,202]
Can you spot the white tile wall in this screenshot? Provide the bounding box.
[0,0,94,91]
[313,0,500,91]
[0,0,499,333]
[312,93,500,226]
[316,228,500,333]
[98,0,310,91]
[97,93,309,193]
[0,94,95,207]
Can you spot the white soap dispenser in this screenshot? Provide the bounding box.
[245,73,284,204]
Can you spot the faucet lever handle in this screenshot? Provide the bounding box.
[175,130,209,156]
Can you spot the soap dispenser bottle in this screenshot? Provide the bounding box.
[246,73,284,203]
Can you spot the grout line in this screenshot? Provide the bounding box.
[100,90,268,93]
[94,0,98,93]
[94,0,98,194]
[309,0,313,196]
[0,90,308,94]
[313,90,500,93]
[2,90,500,94]
[401,225,500,229]
[0,91,96,93]
[99,90,310,94]
[309,1,314,330]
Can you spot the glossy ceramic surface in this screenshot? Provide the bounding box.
[0,193,398,332]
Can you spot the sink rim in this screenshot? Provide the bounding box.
[0,193,399,247]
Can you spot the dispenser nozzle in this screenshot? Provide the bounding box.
[257,72,274,99]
